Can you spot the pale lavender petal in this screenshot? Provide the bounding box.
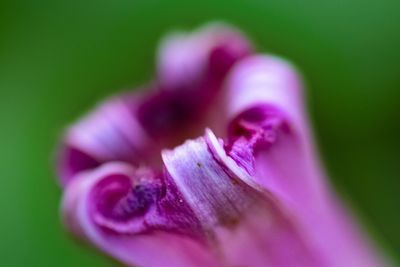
[58,94,155,186]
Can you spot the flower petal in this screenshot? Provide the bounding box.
[62,162,219,267]
[58,94,154,186]
[58,24,388,267]
[223,56,386,266]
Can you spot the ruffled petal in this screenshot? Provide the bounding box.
[64,130,329,267]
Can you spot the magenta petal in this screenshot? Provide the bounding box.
[62,162,220,267]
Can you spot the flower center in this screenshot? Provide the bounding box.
[135,40,250,151]
[91,169,167,233]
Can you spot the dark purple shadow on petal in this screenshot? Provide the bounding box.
[87,165,203,238]
[207,39,251,79]
[136,41,250,149]
[59,146,101,186]
[136,90,197,139]
[94,174,163,222]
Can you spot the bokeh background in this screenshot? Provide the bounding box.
[1,0,399,266]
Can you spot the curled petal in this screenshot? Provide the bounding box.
[62,162,218,267]
[224,55,304,125]
[224,56,386,267]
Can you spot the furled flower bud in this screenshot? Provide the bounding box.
[57,23,388,267]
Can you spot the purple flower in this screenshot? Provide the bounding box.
[58,23,387,267]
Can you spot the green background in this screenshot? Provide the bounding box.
[1,0,399,266]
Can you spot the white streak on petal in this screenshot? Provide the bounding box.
[162,133,257,230]
[66,96,149,162]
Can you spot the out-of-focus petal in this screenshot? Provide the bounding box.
[224,55,324,204]
[157,22,252,89]
[58,94,154,186]
[223,56,385,267]
[223,55,304,125]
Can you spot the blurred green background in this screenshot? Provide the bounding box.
[1,0,399,266]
